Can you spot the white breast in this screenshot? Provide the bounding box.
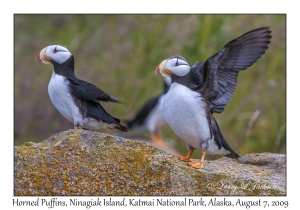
[163,82,211,151]
[48,71,117,131]
[48,71,82,124]
[145,95,167,132]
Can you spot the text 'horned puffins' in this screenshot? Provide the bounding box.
[155,27,272,169]
[126,77,171,147]
[35,45,127,132]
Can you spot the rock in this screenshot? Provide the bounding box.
[14,129,286,196]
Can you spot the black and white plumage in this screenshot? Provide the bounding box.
[126,77,171,146]
[35,45,127,132]
[155,27,272,168]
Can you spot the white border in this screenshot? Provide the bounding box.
[3,0,297,209]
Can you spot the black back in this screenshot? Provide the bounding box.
[52,56,127,132]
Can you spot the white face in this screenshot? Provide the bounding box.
[155,56,191,77]
[36,45,72,65]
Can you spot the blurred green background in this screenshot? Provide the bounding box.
[14,14,286,159]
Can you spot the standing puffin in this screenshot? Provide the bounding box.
[155,27,272,169]
[35,45,127,132]
[126,77,171,146]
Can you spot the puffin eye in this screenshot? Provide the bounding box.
[175,59,179,66]
[54,46,58,53]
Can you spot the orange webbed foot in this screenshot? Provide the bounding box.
[173,149,194,162]
[153,137,169,147]
[150,132,168,147]
[189,161,204,169]
[174,155,191,162]
[189,151,206,169]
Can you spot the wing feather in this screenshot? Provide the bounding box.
[69,79,122,103]
[192,27,271,113]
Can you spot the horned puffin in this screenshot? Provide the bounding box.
[126,77,171,146]
[35,45,127,132]
[155,27,272,169]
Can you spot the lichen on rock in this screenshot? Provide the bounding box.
[14,129,286,196]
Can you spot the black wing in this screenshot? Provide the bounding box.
[210,115,239,159]
[85,101,127,132]
[193,27,272,113]
[126,95,161,128]
[69,78,122,103]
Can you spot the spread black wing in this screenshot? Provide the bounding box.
[192,27,272,113]
[69,78,122,103]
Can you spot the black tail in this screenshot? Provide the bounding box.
[89,102,128,132]
[109,95,125,104]
[110,116,128,132]
[210,115,240,159]
[223,140,240,159]
[114,124,128,132]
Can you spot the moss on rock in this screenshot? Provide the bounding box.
[14,129,286,196]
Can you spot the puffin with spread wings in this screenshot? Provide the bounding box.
[155,27,272,169]
[36,45,127,132]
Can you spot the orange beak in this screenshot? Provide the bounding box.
[35,51,42,62]
[155,64,162,76]
[35,47,51,64]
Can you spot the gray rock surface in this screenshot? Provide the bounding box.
[14,129,286,196]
